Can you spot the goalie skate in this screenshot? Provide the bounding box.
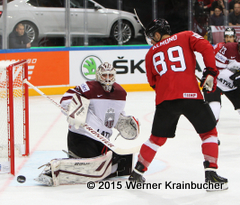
[35,172,53,186]
[34,163,53,186]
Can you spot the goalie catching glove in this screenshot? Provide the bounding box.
[67,94,90,129]
[200,67,219,93]
[114,114,140,140]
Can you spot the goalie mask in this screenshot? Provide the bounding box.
[96,62,116,92]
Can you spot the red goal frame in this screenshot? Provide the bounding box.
[6,60,29,175]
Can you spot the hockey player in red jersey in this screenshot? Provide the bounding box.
[213,27,237,54]
[204,40,240,124]
[128,18,228,191]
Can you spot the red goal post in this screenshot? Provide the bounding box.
[0,60,29,175]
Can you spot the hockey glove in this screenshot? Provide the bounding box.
[226,60,240,72]
[230,71,240,87]
[200,67,219,93]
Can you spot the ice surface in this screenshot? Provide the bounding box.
[0,91,239,205]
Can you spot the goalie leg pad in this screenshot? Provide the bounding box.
[37,151,113,186]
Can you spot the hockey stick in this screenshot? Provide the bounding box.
[134,8,146,30]
[134,8,153,45]
[23,79,140,155]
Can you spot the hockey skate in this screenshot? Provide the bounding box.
[128,161,146,183]
[34,163,53,186]
[204,161,228,191]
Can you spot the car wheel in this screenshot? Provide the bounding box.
[111,20,133,44]
[15,21,38,44]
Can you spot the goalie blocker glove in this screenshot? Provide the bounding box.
[200,67,219,93]
[67,94,90,129]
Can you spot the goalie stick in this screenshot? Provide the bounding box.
[23,79,140,155]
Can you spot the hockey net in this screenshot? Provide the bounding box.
[0,60,29,175]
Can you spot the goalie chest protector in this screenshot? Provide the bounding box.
[71,81,127,140]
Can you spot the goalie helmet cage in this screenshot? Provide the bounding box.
[0,60,29,175]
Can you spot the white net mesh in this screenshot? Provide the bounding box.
[0,61,26,160]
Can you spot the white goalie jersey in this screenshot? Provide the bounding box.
[60,81,127,141]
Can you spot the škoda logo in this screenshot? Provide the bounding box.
[80,56,102,80]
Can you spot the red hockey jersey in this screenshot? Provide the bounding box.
[145,31,217,105]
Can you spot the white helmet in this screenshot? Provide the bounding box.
[96,62,116,92]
